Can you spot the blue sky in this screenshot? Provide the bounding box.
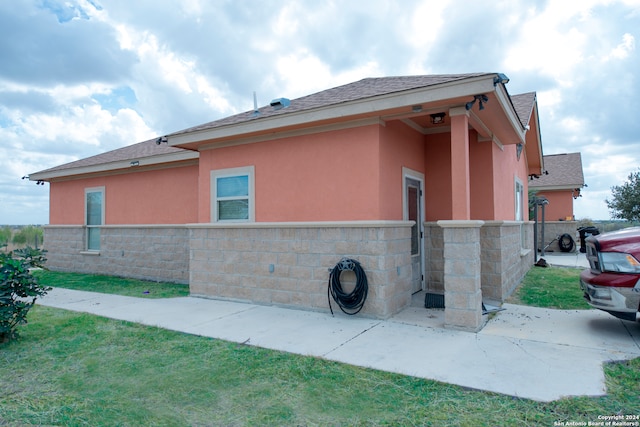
[1,0,639,224]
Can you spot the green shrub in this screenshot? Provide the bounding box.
[0,247,50,342]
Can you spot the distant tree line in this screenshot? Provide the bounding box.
[0,226,44,250]
[606,169,640,223]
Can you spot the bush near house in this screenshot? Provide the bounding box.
[0,247,50,342]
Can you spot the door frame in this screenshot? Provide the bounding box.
[402,167,425,293]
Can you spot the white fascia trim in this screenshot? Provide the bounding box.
[467,110,492,140]
[529,103,545,169]
[495,85,527,142]
[529,184,584,191]
[198,117,383,151]
[169,76,497,146]
[29,151,199,181]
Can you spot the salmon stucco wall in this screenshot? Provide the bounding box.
[379,121,426,219]
[469,132,495,220]
[423,132,453,221]
[423,132,529,222]
[535,190,575,221]
[469,132,531,221]
[49,164,199,225]
[198,125,385,223]
[486,143,529,221]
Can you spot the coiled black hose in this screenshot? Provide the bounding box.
[327,258,368,316]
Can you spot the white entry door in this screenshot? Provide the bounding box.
[404,172,425,294]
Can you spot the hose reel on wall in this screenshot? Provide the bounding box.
[327,258,368,316]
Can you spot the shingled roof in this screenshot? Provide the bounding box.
[530,152,585,189]
[510,92,536,128]
[32,73,535,180]
[171,73,492,136]
[30,139,197,179]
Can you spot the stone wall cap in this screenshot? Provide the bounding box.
[437,220,485,228]
[481,220,526,226]
[44,224,189,229]
[187,220,414,229]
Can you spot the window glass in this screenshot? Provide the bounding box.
[211,167,254,222]
[515,179,526,249]
[87,227,101,250]
[86,191,103,226]
[218,199,249,220]
[515,180,524,221]
[408,185,419,255]
[217,176,249,198]
[85,189,103,251]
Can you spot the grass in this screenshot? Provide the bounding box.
[507,265,590,309]
[2,306,639,426]
[1,269,638,425]
[33,270,189,299]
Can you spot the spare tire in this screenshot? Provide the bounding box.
[559,233,575,253]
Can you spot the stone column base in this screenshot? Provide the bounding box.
[437,220,486,332]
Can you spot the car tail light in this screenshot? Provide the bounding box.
[600,252,640,273]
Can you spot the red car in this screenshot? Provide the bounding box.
[580,226,640,322]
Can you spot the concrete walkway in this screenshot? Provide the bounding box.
[538,250,590,269]
[37,286,640,402]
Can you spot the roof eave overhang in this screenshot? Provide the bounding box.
[29,150,199,182]
[494,85,527,143]
[169,75,519,148]
[522,101,544,176]
[529,184,586,191]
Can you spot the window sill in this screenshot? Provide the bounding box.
[80,251,100,256]
[520,249,531,257]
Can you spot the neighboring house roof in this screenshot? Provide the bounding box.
[29,139,198,181]
[529,152,585,190]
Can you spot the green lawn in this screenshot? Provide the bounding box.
[508,265,590,309]
[33,270,189,298]
[1,269,638,425]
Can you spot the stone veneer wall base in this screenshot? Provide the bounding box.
[188,221,413,319]
[43,225,190,284]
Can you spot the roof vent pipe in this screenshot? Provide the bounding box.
[270,98,290,110]
[252,91,260,117]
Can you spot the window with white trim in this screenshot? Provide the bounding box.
[515,178,524,221]
[85,187,104,251]
[211,166,255,222]
[515,177,526,248]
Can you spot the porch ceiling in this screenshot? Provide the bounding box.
[384,90,526,148]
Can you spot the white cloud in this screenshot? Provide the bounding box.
[584,153,638,183]
[1,0,639,223]
[275,50,382,98]
[604,33,636,60]
[503,9,588,85]
[406,0,448,49]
